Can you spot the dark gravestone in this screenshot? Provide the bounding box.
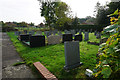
[30,35,45,47]
[74,34,82,42]
[19,34,30,41]
[64,41,82,70]
[62,34,73,43]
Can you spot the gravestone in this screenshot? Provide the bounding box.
[74,34,82,42]
[64,41,82,70]
[79,30,82,35]
[70,30,75,37]
[19,34,31,41]
[36,31,42,35]
[84,32,89,41]
[48,35,61,45]
[30,35,45,47]
[96,32,101,39]
[94,31,97,36]
[62,34,73,43]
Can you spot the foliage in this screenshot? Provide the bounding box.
[2,22,16,32]
[94,9,120,78]
[94,2,110,26]
[38,0,72,30]
[71,17,80,30]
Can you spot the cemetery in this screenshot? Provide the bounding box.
[7,29,103,78]
[2,1,120,79]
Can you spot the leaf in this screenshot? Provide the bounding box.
[101,65,112,78]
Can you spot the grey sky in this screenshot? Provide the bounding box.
[0,0,110,25]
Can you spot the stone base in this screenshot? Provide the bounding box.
[64,62,83,70]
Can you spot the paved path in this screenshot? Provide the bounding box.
[2,32,38,79]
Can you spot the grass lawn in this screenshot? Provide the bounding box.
[7,32,100,78]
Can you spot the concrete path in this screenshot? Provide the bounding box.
[2,32,38,79]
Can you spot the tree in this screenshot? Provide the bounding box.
[38,0,72,30]
[94,2,110,26]
[71,16,79,30]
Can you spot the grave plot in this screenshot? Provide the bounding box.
[22,35,45,47]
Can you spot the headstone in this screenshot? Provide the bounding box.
[48,35,61,45]
[96,32,101,39]
[62,34,73,43]
[79,31,82,35]
[84,32,89,41]
[70,30,75,37]
[94,31,97,36]
[30,35,45,47]
[74,34,82,42]
[19,34,31,41]
[36,31,42,35]
[64,41,82,70]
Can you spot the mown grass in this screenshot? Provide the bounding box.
[7,32,100,78]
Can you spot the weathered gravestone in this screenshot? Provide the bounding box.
[74,34,82,42]
[36,31,42,35]
[64,41,82,70]
[84,32,89,41]
[19,34,31,41]
[62,34,73,43]
[94,31,97,36]
[48,35,61,45]
[96,32,101,39]
[29,35,45,47]
[70,30,75,37]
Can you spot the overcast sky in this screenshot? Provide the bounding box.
[0,0,110,25]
